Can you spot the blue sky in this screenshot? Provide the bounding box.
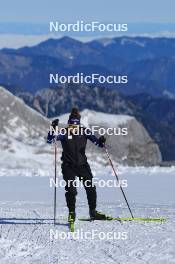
[0,0,175,48]
[0,0,175,23]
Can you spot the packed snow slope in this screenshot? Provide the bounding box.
[0,201,174,264]
[0,165,174,264]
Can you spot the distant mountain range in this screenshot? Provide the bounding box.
[0,36,175,161]
[1,36,175,96]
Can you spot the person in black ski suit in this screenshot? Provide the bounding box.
[47,108,107,222]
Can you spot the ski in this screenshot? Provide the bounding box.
[79,217,166,222]
[78,216,121,222]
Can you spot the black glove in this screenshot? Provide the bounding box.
[99,136,106,145]
[51,119,59,130]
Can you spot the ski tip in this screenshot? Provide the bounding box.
[78,217,167,222]
[118,217,167,222]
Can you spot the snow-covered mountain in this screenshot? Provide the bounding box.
[18,84,175,161]
[58,109,162,166]
[0,87,161,174]
[0,86,51,172]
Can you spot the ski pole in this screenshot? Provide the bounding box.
[51,119,59,225]
[104,146,134,219]
[54,140,57,225]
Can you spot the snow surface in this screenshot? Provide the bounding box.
[0,165,175,264]
[0,201,174,264]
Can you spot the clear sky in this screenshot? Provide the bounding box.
[0,0,175,48]
[0,0,175,23]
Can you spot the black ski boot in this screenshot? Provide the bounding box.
[68,211,76,223]
[89,209,108,220]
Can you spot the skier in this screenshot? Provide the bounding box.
[47,108,107,224]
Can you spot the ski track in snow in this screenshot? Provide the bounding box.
[0,202,175,264]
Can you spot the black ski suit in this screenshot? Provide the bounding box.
[47,127,104,212]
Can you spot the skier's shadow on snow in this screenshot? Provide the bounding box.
[0,218,68,226]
